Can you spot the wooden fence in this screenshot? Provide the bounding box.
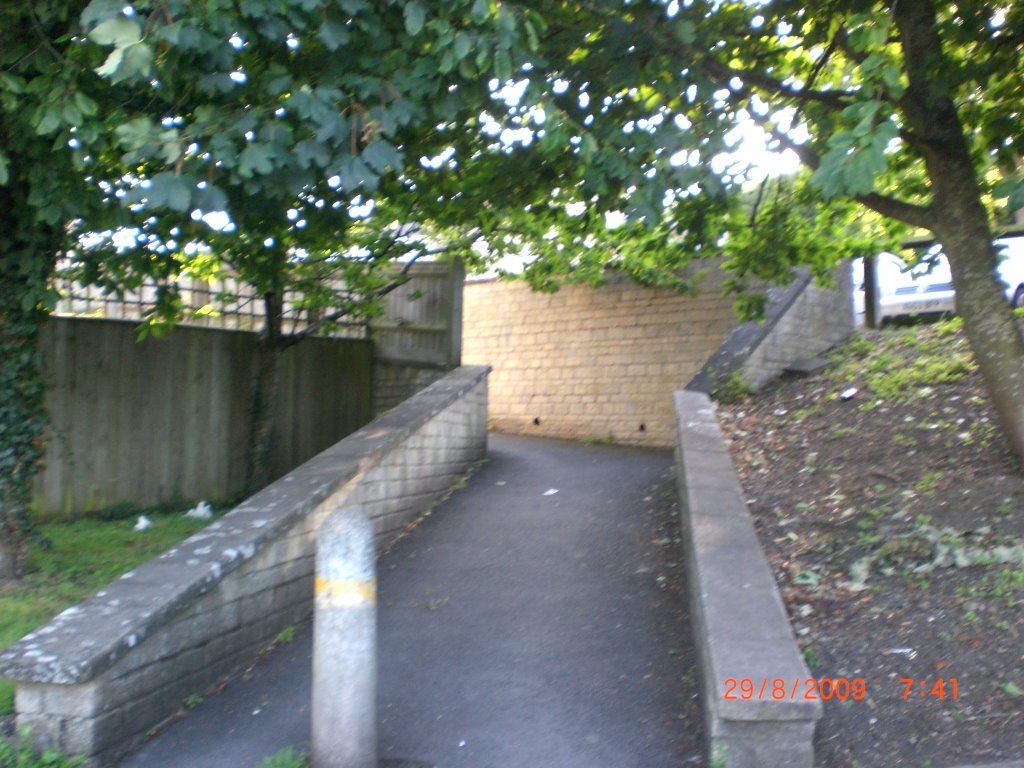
[35,261,462,517]
[33,318,373,518]
[371,260,463,368]
[50,260,464,362]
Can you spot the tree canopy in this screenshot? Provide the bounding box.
[2,0,1024,576]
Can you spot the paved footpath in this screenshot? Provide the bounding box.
[119,433,703,768]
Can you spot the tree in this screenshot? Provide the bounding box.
[0,0,555,576]
[4,0,1023,578]
[493,0,1024,461]
[0,3,115,579]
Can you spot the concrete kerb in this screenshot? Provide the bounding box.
[673,389,821,768]
[0,365,490,766]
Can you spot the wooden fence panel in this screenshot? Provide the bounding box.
[371,260,463,368]
[33,318,373,518]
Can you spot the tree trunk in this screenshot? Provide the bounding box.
[894,0,1024,465]
[245,290,285,495]
[0,177,56,581]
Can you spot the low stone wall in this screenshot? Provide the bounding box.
[0,366,490,766]
[688,267,852,395]
[372,360,450,416]
[740,271,853,390]
[673,390,821,768]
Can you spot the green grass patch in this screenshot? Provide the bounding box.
[258,749,310,768]
[0,506,228,715]
[0,728,84,767]
[828,323,976,402]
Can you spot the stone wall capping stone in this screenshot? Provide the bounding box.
[674,389,821,768]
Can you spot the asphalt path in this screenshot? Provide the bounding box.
[118,433,702,768]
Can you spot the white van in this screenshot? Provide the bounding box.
[853,236,1024,323]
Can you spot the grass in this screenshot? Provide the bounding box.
[0,505,227,715]
[0,729,84,767]
[257,749,310,768]
[829,316,976,403]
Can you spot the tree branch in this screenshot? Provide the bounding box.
[750,111,935,230]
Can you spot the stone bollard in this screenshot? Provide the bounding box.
[312,507,377,768]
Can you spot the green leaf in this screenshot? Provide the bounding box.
[453,31,472,62]
[294,139,329,169]
[74,92,99,117]
[94,47,126,78]
[159,129,182,165]
[88,17,142,46]
[339,155,376,191]
[82,0,129,29]
[471,0,490,21]
[361,140,401,173]
[0,152,9,185]
[0,73,25,94]
[523,18,539,51]
[239,143,275,177]
[997,681,1024,697]
[115,44,155,83]
[34,107,61,136]
[165,179,192,212]
[319,20,350,51]
[994,177,1024,211]
[193,184,229,212]
[403,3,426,36]
[338,0,367,13]
[115,116,157,148]
[674,20,696,45]
[494,47,512,82]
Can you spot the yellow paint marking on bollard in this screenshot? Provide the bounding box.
[315,575,377,607]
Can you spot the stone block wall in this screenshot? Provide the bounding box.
[740,270,853,390]
[0,366,489,766]
[462,270,738,447]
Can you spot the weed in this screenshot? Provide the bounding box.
[792,406,825,420]
[933,316,963,336]
[914,471,944,495]
[0,728,84,768]
[793,570,823,588]
[712,371,753,404]
[258,748,310,768]
[994,681,1024,697]
[274,625,296,645]
[962,610,980,626]
[183,694,204,710]
[844,334,876,357]
[906,574,931,590]
[802,647,820,669]
[892,432,918,448]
